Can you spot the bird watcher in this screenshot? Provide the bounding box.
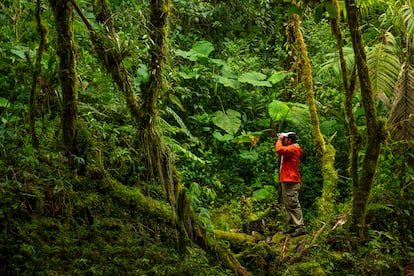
[275,132,306,237]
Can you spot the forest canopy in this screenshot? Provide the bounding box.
[1,0,414,275]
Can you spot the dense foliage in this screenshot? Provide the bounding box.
[1,0,414,275]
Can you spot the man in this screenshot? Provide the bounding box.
[275,132,306,237]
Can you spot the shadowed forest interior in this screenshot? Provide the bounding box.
[1,0,414,275]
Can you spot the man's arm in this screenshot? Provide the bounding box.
[276,139,298,156]
[275,139,283,153]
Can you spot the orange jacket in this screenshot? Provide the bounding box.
[275,139,303,183]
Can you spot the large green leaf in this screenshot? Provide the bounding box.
[212,109,241,135]
[175,49,193,60]
[287,103,310,127]
[238,71,272,87]
[216,75,239,89]
[191,41,214,57]
[175,41,214,61]
[268,100,290,122]
[252,185,277,200]
[268,71,291,84]
[10,45,29,60]
[0,97,10,108]
[318,46,355,77]
[213,131,234,141]
[178,70,200,79]
[239,150,258,160]
[320,119,339,136]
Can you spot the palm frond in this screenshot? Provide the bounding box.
[388,64,414,140]
[358,0,381,18]
[399,0,414,47]
[367,32,401,98]
[337,0,394,19]
[317,46,355,77]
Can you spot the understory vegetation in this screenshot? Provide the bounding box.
[1,0,414,275]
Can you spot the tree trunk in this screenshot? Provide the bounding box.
[344,0,387,239]
[50,0,78,155]
[137,0,177,210]
[289,14,338,218]
[329,0,362,205]
[29,0,47,148]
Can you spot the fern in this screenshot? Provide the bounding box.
[164,106,200,144]
[317,46,355,77]
[164,136,206,164]
[367,202,393,213]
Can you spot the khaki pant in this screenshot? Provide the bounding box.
[281,182,304,230]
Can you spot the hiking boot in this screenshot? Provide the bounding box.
[282,228,296,235]
[290,228,306,237]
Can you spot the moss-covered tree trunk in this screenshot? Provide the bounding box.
[344,0,386,239]
[50,0,78,155]
[289,13,338,218]
[137,0,177,209]
[329,0,361,204]
[29,0,47,148]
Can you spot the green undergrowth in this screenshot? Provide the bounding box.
[1,158,409,275]
[1,128,412,275]
[1,216,230,275]
[0,150,229,275]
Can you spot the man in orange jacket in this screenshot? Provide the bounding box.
[275,132,306,237]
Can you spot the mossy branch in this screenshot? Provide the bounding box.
[72,1,249,273]
[108,177,174,223]
[108,178,250,275]
[213,230,255,251]
[70,0,141,120]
